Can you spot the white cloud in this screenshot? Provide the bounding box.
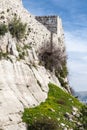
[81,56,87,61]
[68,60,87,91]
[65,31,87,53]
[65,29,87,91]
[67,53,87,91]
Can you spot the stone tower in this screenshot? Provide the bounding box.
[35,16,64,38]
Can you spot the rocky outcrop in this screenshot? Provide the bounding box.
[0,60,60,130]
[0,0,69,129]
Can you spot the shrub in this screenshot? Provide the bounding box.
[27,117,58,130]
[0,51,9,59]
[23,44,31,50]
[57,99,66,105]
[9,16,27,40]
[19,51,25,59]
[79,105,87,128]
[0,24,8,36]
[38,41,67,72]
[74,105,87,129]
[57,75,68,88]
[59,64,68,78]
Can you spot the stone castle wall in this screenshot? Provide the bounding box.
[35,15,65,49]
[35,15,64,38]
[35,16,57,34]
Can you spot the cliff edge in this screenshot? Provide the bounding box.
[0,0,70,130]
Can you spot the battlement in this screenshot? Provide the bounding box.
[35,16,57,34]
[35,15,64,37]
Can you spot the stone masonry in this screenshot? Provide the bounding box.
[35,15,64,37]
[35,16,58,34]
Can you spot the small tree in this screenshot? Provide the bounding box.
[38,41,67,72]
[9,16,27,40]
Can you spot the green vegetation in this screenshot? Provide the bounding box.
[0,24,8,36]
[0,16,27,40]
[22,83,82,129]
[9,16,27,40]
[0,52,8,59]
[75,105,87,129]
[59,64,68,78]
[55,64,68,89]
[23,44,31,50]
[27,117,58,130]
[38,41,67,72]
[16,44,31,60]
[0,51,12,62]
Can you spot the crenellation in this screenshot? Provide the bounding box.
[35,16,57,34]
[35,15,65,49]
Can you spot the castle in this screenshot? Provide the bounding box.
[35,15,64,36]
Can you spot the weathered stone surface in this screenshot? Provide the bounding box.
[0,60,61,129]
[0,0,68,129]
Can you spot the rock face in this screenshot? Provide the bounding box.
[0,60,60,130]
[0,0,69,129]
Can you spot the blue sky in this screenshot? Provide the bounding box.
[22,0,87,91]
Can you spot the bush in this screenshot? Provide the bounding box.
[57,75,68,88]
[0,52,8,59]
[0,24,8,36]
[27,117,58,130]
[38,41,67,72]
[9,16,27,40]
[74,105,87,129]
[80,105,87,128]
[59,64,68,78]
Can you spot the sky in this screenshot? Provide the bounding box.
[22,0,87,91]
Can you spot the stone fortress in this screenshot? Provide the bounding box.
[35,15,64,36]
[0,0,69,130]
[35,15,64,48]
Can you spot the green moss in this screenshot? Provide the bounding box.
[22,83,83,129]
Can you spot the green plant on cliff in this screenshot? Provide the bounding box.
[0,24,8,36]
[55,62,68,89]
[38,41,67,72]
[59,63,68,78]
[80,105,87,129]
[0,51,8,59]
[75,105,87,130]
[9,16,27,40]
[16,44,31,60]
[27,117,58,130]
[22,83,82,129]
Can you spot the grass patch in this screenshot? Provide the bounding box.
[22,83,82,129]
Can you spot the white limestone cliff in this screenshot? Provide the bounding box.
[0,0,70,129]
